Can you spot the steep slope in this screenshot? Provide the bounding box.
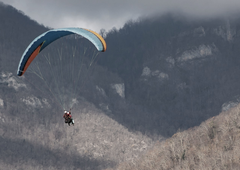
[112,103,240,170]
[0,2,48,73]
[97,15,240,137]
[0,98,154,170]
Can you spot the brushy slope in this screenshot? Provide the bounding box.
[111,104,240,170]
[0,99,155,170]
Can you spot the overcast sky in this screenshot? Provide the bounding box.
[1,0,240,33]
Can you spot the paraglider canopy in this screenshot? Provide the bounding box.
[16,27,107,110]
[17,28,107,76]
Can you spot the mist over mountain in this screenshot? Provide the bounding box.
[1,1,240,169]
[97,14,240,136]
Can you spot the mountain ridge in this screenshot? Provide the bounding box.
[1,1,240,169]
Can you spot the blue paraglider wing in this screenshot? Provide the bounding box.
[17,28,107,76]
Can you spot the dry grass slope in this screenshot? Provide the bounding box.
[112,104,240,170]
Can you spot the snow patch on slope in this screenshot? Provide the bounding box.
[214,21,236,42]
[141,67,169,81]
[22,96,50,108]
[178,45,215,62]
[111,83,125,98]
[0,72,26,90]
[0,98,3,107]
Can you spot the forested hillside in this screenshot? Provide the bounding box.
[97,15,240,137]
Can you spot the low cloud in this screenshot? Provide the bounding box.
[1,0,240,32]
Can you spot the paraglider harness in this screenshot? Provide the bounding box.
[63,109,74,126]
